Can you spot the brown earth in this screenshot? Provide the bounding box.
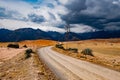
[53,38,120,72]
[0,48,25,62]
[0,39,58,80]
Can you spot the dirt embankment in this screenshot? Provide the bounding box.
[0,48,58,80]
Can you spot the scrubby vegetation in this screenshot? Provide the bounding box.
[7,43,19,48]
[25,49,33,59]
[55,44,65,50]
[55,44,78,53]
[81,48,94,56]
[67,48,78,53]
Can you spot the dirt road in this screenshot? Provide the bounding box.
[38,47,120,80]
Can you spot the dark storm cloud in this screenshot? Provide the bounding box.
[65,0,87,12]
[28,14,45,23]
[60,0,120,30]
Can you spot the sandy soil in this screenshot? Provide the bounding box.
[0,39,58,80]
[0,48,25,61]
[0,48,58,80]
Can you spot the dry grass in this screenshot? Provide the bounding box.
[0,39,58,80]
[19,39,56,48]
[0,39,56,49]
[0,48,58,80]
[53,38,120,72]
[0,48,26,61]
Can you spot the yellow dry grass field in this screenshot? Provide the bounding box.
[0,39,56,48]
[19,39,56,48]
[54,38,120,71]
[0,39,57,80]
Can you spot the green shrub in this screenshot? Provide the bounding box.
[81,48,94,56]
[55,44,65,50]
[67,48,78,53]
[7,43,19,48]
[25,49,33,59]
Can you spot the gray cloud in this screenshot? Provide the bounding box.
[1,0,120,33]
[60,0,120,30]
[65,0,86,12]
[0,6,27,21]
[28,14,45,23]
[0,7,13,19]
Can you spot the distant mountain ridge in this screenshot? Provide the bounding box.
[0,28,120,42]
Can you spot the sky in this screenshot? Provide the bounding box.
[0,0,120,33]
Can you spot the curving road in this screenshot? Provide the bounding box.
[37,46,120,80]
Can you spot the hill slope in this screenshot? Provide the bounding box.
[0,28,120,42]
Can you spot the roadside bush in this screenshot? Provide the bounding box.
[67,48,78,53]
[25,49,33,59]
[7,43,19,48]
[23,45,27,48]
[81,48,94,56]
[55,44,65,50]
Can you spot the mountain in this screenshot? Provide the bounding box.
[9,28,52,41]
[47,31,63,41]
[0,29,12,42]
[0,28,52,42]
[78,30,120,40]
[0,28,120,42]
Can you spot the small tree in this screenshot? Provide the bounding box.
[81,48,94,56]
[25,49,33,59]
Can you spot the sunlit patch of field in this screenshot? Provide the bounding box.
[0,39,56,48]
[54,38,120,71]
[19,39,56,48]
[64,39,120,56]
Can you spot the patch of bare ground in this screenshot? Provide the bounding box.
[0,48,26,61]
[0,48,58,80]
[53,38,120,72]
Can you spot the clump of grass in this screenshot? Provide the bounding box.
[7,43,19,48]
[25,49,33,59]
[81,48,94,56]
